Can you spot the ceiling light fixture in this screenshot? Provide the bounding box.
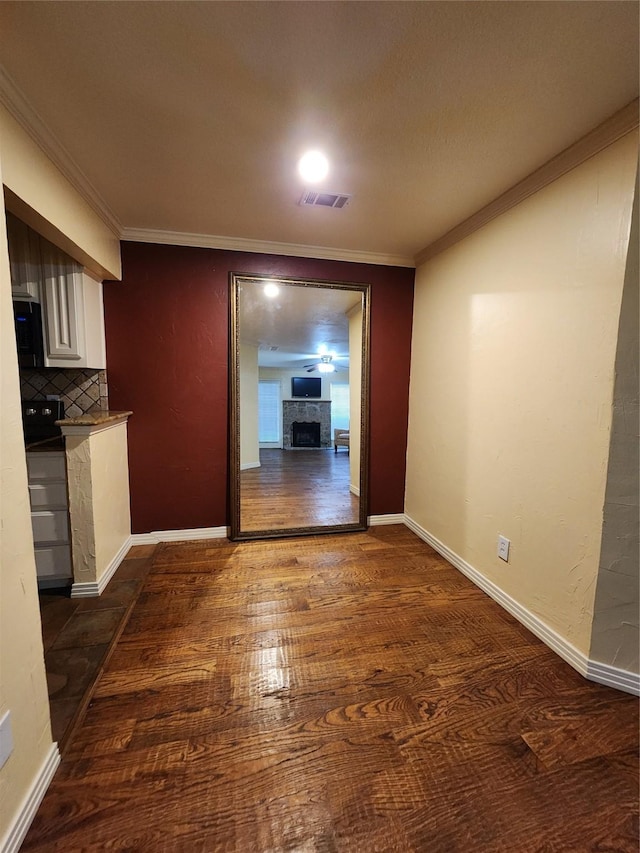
[317,355,336,373]
[298,150,329,184]
[264,283,279,298]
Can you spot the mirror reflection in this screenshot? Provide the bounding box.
[230,274,370,540]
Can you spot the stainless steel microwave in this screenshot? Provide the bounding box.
[13,300,45,368]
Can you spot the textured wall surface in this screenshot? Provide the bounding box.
[0,157,54,848]
[405,134,637,656]
[65,421,132,585]
[104,243,414,533]
[590,176,639,672]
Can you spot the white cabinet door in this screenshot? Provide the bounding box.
[41,240,86,363]
[31,509,70,544]
[29,482,68,510]
[34,545,72,580]
[26,452,67,481]
[6,212,41,300]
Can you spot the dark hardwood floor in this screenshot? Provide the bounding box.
[24,525,638,852]
[240,448,359,531]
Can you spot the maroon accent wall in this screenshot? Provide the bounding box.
[104,242,414,534]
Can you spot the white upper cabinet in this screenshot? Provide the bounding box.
[6,212,42,300]
[8,215,107,369]
[41,240,85,362]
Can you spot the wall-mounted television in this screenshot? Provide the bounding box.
[291,376,322,398]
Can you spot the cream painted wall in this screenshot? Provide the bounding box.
[590,175,639,672]
[405,133,637,657]
[240,343,260,469]
[0,162,54,845]
[64,421,131,587]
[91,424,131,577]
[0,104,121,279]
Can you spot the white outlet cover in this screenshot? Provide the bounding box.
[498,535,510,562]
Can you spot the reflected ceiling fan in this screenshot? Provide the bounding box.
[303,350,348,374]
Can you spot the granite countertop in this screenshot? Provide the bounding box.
[56,410,133,427]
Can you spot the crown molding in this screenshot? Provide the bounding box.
[415,98,640,267]
[121,226,416,268]
[0,65,122,237]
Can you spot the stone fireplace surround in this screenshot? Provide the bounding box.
[282,400,331,449]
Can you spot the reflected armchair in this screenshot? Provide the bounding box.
[334,428,350,454]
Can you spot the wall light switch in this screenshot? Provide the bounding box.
[497,535,510,562]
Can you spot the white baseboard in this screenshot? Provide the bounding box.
[129,526,229,545]
[70,535,132,598]
[1,743,60,853]
[586,658,640,695]
[368,513,406,526]
[126,532,159,545]
[403,514,640,696]
[350,484,360,497]
[240,462,261,471]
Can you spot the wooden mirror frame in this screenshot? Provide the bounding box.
[229,272,370,541]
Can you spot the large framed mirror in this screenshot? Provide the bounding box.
[229,272,370,540]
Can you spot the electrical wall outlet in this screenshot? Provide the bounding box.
[497,535,510,562]
[0,710,14,769]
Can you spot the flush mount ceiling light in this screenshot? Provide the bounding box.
[263,283,280,298]
[298,150,329,184]
[306,354,337,373]
[317,357,336,374]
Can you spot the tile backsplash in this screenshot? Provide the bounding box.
[20,368,108,418]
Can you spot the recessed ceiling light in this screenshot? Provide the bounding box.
[264,283,279,298]
[298,150,329,184]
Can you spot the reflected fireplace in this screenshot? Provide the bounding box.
[292,421,321,448]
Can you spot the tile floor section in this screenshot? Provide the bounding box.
[39,544,157,750]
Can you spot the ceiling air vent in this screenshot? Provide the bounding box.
[299,190,352,209]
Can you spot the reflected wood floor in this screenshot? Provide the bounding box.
[24,526,638,852]
[240,448,359,531]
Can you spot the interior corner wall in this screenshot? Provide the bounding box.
[0,104,121,279]
[405,132,638,657]
[103,243,414,534]
[0,156,54,847]
[589,172,639,673]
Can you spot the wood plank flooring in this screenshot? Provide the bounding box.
[240,448,359,531]
[23,526,638,852]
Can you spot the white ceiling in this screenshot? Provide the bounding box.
[0,1,637,267]
[237,276,361,369]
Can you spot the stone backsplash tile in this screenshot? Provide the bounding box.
[20,368,108,418]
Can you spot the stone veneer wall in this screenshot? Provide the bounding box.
[20,368,108,418]
[282,400,331,449]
